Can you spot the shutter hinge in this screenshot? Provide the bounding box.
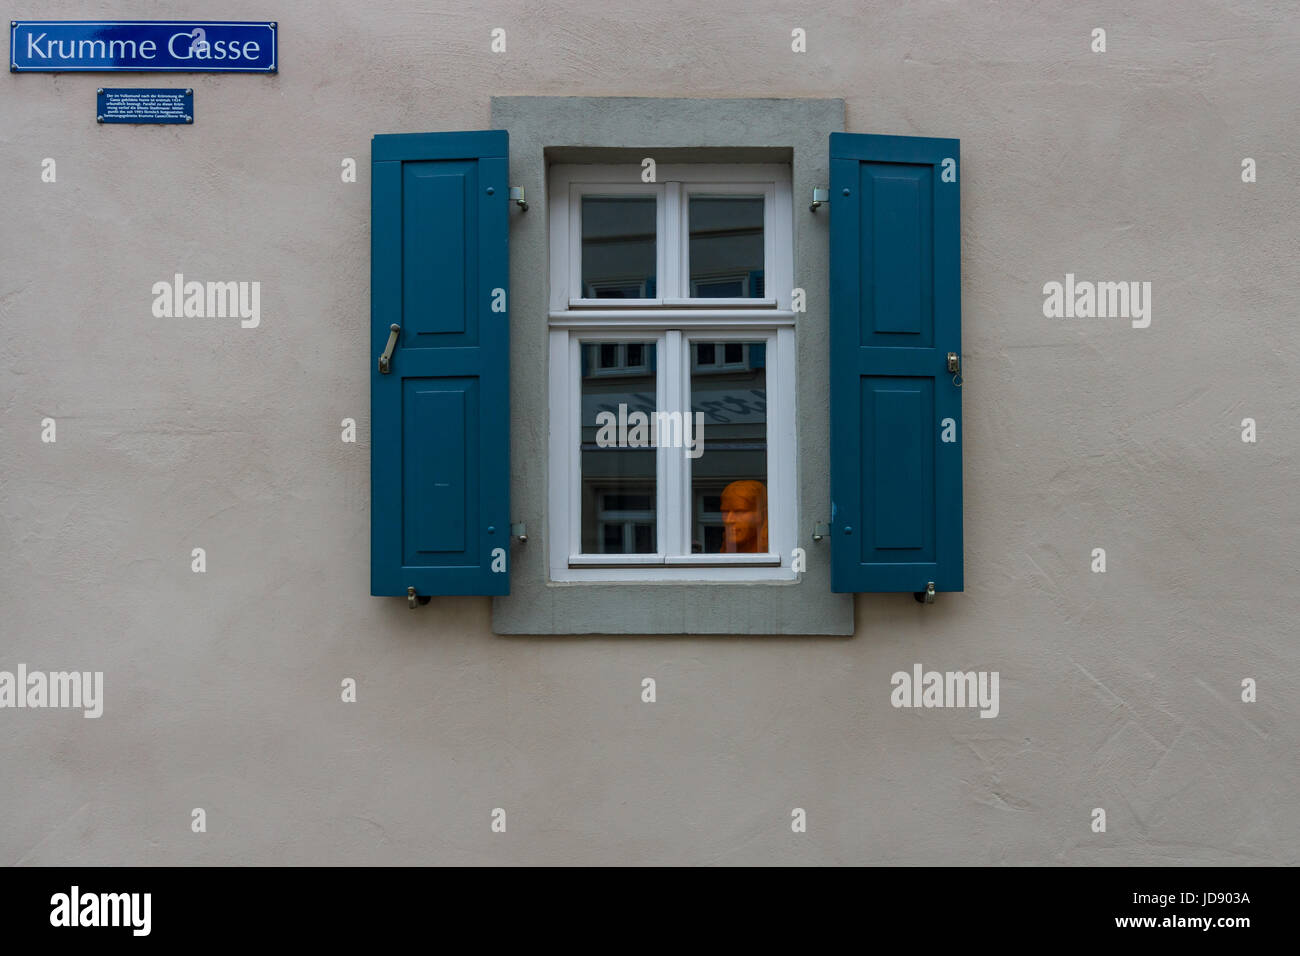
[510,522,527,543]
[509,186,528,211]
[811,522,829,541]
[809,187,829,212]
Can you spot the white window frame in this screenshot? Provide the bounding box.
[550,164,793,312]
[670,181,777,308]
[566,180,664,307]
[547,163,797,583]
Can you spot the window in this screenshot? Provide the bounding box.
[547,163,796,582]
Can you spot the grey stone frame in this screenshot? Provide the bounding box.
[490,96,851,635]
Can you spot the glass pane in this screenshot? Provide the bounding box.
[688,195,764,298]
[581,341,658,554]
[581,196,656,299]
[690,341,768,554]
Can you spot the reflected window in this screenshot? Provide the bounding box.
[582,196,657,299]
[580,341,657,553]
[688,195,764,298]
[689,341,767,553]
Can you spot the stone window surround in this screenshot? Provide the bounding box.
[489,95,852,635]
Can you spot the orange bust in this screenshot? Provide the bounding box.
[719,479,768,553]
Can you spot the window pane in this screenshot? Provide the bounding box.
[688,195,764,298]
[581,341,657,554]
[690,342,767,554]
[582,196,656,299]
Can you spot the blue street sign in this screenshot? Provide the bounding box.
[11,20,277,73]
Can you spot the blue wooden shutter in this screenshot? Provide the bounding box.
[371,131,510,597]
[829,133,963,594]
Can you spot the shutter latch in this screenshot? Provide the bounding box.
[379,323,400,374]
[913,582,936,604]
[407,586,430,608]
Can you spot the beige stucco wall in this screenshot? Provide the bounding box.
[2,0,1297,864]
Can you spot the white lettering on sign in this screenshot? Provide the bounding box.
[166,30,256,60]
[101,91,189,121]
[25,33,158,60]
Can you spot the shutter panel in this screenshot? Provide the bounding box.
[371,131,510,597]
[829,133,963,594]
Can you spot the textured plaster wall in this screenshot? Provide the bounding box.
[1,0,1297,865]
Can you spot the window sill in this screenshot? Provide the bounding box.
[549,309,796,328]
[568,553,780,567]
[549,565,798,583]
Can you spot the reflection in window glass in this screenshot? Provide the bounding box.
[690,341,767,553]
[582,196,657,299]
[688,195,764,298]
[581,341,657,553]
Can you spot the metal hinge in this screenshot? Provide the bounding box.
[809,187,829,212]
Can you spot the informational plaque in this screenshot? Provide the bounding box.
[96,87,193,124]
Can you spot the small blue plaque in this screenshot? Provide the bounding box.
[11,20,277,73]
[97,87,193,124]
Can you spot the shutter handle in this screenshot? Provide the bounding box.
[378,324,400,374]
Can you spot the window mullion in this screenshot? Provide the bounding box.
[772,180,792,310]
[568,334,583,560]
[660,329,684,558]
[773,326,795,563]
[662,182,681,299]
[683,329,700,556]
[567,183,583,306]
